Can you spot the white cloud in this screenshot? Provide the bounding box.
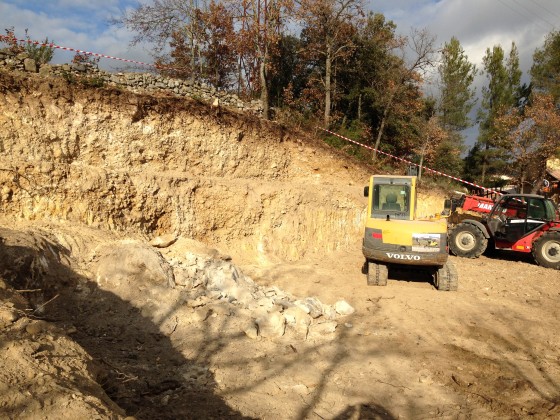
[372,0,557,78]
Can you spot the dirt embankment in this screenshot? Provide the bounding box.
[0,69,370,262]
[1,68,558,420]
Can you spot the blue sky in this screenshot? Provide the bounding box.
[1,0,559,145]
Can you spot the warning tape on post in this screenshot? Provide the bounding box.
[318,126,502,196]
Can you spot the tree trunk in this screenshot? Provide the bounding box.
[189,36,196,84]
[531,162,547,194]
[481,143,489,184]
[372,104,391,161]
[237,57,242,97]
[358,93,362,121]
[372,92,395,162]
[418,139,429,181]
[324,43,332,127]
[260,49,269,120]
[372,116,386,162]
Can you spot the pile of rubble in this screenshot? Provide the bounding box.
[94,234,356,342]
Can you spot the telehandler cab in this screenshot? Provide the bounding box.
[362,175,458,291]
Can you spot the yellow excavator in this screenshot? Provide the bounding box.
[362,175,458,291]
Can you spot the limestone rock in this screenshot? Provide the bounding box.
[334,300,355,316]
[23,58,37,72]
[294,297,323,318]
[25,320,52,335]
[308,320,337,339]
[95,242,176,300]
[256,311,285,338]
[150,233,178,248]
[0,307,19,326]
[244,324,259,340]
[321,304,338,320]
[283,306,311,339]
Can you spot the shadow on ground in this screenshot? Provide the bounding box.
[0,227,253,419]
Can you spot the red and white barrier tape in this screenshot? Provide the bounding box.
[0,34,161,68]
[318,126,502,195]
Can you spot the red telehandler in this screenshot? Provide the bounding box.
[448,193,560,269]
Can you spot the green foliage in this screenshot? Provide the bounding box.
[24,29,55,65]
[61,70,75,84]
[463,143,483,183]
[438,37,477,132]
[322,121,372,162]
[475,43,522,183]
[80,76,106,88]
[269,35,307,108]
[531,30,560,103]
[432,138,464,177]
[338,13,398,126]
[60,70,105,88]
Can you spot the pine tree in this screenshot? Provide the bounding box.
[438,37,477,132]
[476,43,521,184]
[437,37,477,176]
[531,30,560,103]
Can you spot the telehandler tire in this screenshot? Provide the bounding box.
[449,223,488,258]
[532,232,560,270]
[434,260,458,291]
[367,261,388,286]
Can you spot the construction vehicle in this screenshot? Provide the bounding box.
[362,175,458,291]
[448,193,560,269]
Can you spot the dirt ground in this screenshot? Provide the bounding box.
[234,246,560,419]
[1,219,559,420]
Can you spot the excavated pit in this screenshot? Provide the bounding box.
[0,69,377,418]
[0,69,455,419]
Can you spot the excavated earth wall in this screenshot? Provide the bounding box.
[0,70,373,263]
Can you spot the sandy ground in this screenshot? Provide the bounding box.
[1,221,558,419]
[0,69,558,419]
[233,245,560,419]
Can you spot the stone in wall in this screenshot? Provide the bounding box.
[23,58,37,72]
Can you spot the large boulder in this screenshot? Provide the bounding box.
[95,241,175,302]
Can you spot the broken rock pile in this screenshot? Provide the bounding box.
[95,235,355,341]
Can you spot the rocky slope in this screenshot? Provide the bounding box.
[0,69,371,263]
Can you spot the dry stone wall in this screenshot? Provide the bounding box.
[0,49,263,114]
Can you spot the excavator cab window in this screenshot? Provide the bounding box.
[371,183,410,220]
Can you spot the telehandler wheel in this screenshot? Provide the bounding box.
[367,261,388,286]
[434,260,458,291]
[449,223,488,258]
[532,232,560,270]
